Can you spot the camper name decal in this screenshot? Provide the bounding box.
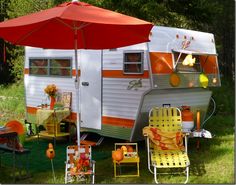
[127,79,142,90]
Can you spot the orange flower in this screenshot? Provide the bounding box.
[44,84,58,97]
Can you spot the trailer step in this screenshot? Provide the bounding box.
[80,133,104,146]
[80,140,97,146]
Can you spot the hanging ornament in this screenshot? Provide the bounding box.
[182,54,196,66]
[212,77,217,84]
[169,72,181,87]
[199,73,209,88]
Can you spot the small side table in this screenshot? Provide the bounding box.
[112,143,140,177]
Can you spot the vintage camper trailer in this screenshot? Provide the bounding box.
[24,26,220,141]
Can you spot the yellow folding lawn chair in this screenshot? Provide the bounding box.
[143,107,190,184]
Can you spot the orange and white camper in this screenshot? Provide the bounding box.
[24,26,220,141]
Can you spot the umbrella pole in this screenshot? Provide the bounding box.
[74,28,81,147]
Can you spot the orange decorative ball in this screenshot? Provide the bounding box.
[169,72,181,87]
[126,145,134,152]
[121,145,127,152]
[112,149,124,163]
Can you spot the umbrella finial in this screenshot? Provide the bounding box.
[72,0,79,3]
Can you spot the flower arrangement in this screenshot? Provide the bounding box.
[44,84,58,97]
[70,152,90,174]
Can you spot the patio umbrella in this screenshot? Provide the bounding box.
[0,0,153,145]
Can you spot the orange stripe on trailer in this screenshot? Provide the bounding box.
[150,52,173,74]
[102,116,134,128]
[24,68,29,74]
[72,69,81,77]
[102,70,149,78]
[65,114,134,128]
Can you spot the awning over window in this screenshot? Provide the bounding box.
[172,49,218,56]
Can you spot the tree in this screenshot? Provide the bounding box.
[0,0,234,84]
[0,0,55,83]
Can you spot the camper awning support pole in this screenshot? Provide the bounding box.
[146,42,154,88]
[74,27,81,147]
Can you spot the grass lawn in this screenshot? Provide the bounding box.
[0,81,234,184]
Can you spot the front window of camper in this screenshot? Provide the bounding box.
[123,52,144,74]
[174,53,201,73]
[29,59,48,75]
[29,58,72,77]
[50,59,71,77]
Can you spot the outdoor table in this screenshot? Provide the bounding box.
[36,108,71,145]
[36,108,70,126]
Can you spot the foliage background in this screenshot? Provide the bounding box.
[0,0,234,85]
[0,1,234,184]
[0,0,233,115]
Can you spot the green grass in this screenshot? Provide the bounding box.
[0,81,25,124]
[0,80,234,184]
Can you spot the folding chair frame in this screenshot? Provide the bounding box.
[65,145,95,184]
[144,107,190,184]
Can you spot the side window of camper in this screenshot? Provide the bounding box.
[29,58,72,77]
[50,59,72,77]
[174,53,201,73]
[29,59,48,75]
[123,52,144,74]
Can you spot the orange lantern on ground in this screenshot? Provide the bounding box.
[181,106,194,132]
[46,143,55,159]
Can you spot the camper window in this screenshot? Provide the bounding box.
[29,58,72,77]
[50,59,71,77]
[174,53,201,73]
[29,59,48,75]
[123,52,144,74]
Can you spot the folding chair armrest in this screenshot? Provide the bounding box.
[183,132,190,137]
[183,134,189,154]
[91,160,96,170]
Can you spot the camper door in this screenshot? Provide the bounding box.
[80,50,102,130]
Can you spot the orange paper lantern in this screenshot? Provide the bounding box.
[46,143,55,159]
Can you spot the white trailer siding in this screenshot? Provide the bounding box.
[103,78,150,119]
[24,47,77,122]
[24,76,76,110]
[24,25,220,141]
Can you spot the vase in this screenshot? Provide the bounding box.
[50,96,56,110]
